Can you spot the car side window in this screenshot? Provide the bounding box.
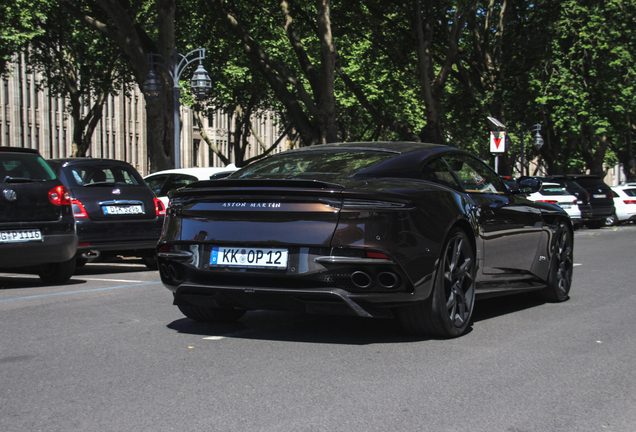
[443,154,507,194]
[145,175,169,195]
[421,158,462,191]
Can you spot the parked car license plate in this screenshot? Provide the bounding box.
[593,194,606,198]
[210,246,288,269]
[0,229,42,243]
[560,204,573,209]
[102,205,144,215]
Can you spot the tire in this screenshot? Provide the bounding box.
[177,304,246,323]
[605,213,617,226]
[141,256,158,270]
[398,227,476,338]
[38,256,76,284]
[539,223,573,302]
[585,220,604,229]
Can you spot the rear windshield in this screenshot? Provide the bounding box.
[0,152,57,182]
[231,150,394,180]
[573,177,609,190]
[61,162,144,187]
[540,185,571,196]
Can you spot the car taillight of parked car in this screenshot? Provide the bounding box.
[537,200,558,204]
[154,197,166,216]
[71,198,89,218]
[48,185,72,206]
[625,200,636,205]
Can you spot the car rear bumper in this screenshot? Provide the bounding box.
[0,233,78,268]
[170,283,427,319]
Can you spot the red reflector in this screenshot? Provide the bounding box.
[159,245,171,252]
[367,252,389,259]
[78,242,91,247]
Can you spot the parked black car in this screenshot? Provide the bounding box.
[543,175,614,229]
[47,158,165,269]
[158,142,574,338]
[1,147,78,283]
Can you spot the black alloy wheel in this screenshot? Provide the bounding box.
[540,223,573,302]
[398,227,476,338]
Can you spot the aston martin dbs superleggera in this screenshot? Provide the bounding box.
[157,142,574,338]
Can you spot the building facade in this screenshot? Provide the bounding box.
[1,54,286,176]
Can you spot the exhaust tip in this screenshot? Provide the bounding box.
[351,271,372,289]
[378,272,399,289]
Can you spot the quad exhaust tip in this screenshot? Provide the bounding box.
[350,271,400,290]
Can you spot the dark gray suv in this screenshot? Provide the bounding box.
[0,147,78,283]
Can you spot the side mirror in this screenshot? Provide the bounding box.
[516,176,542,194]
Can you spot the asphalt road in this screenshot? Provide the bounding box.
[1,225,635,432]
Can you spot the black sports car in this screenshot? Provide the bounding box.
[47,158,165,269]
[157,142,574,338]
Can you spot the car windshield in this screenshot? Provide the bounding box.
[540,185,570,196]
[0,153,57,182]
[231,150,395,180]
[61,163,144,187]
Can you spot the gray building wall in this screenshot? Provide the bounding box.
[1,55,287,176]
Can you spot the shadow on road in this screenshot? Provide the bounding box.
[166,291,546,345]
[0,259,154,290]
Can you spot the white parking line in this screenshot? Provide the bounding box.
[82,278,147,283]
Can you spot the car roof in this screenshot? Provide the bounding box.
[0,146,40,155]
[293,141,449,154]
[49,157,134,167]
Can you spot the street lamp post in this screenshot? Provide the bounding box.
[520,124,544,177]
[142,47,212,169]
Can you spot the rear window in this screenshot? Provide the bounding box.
[573,177,610,190]
[232,150,394,180]
[0,152,57,182]
[623,188,636,197]
[61,163,144,187]
[540,186,570,196]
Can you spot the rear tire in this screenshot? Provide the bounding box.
[398,228,476,338]
[605,213,617,226]
[539,223,573,302]
[38,256,76,284]
[585,220,604,229]
[178,304,246,323]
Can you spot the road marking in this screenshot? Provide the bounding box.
[0,282,161,303]
[203,336,225,341]
[82,278,147,283]
[574,263,583,266]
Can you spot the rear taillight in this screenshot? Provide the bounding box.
[624,200,636,205]
[537,200,558,204]
[71,198,89,218]
[48,185,72,206]
[154,197,166,216]
[366,251,389,259]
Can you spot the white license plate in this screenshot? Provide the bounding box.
[210,247,288,269]
[593,194,606,199]
[560,204,573,209]
[103,205,144,215]
[0,229,42,243]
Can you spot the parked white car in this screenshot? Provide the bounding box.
[145,166,238,207]
[605,185,636,226]
[527,182,582,227]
